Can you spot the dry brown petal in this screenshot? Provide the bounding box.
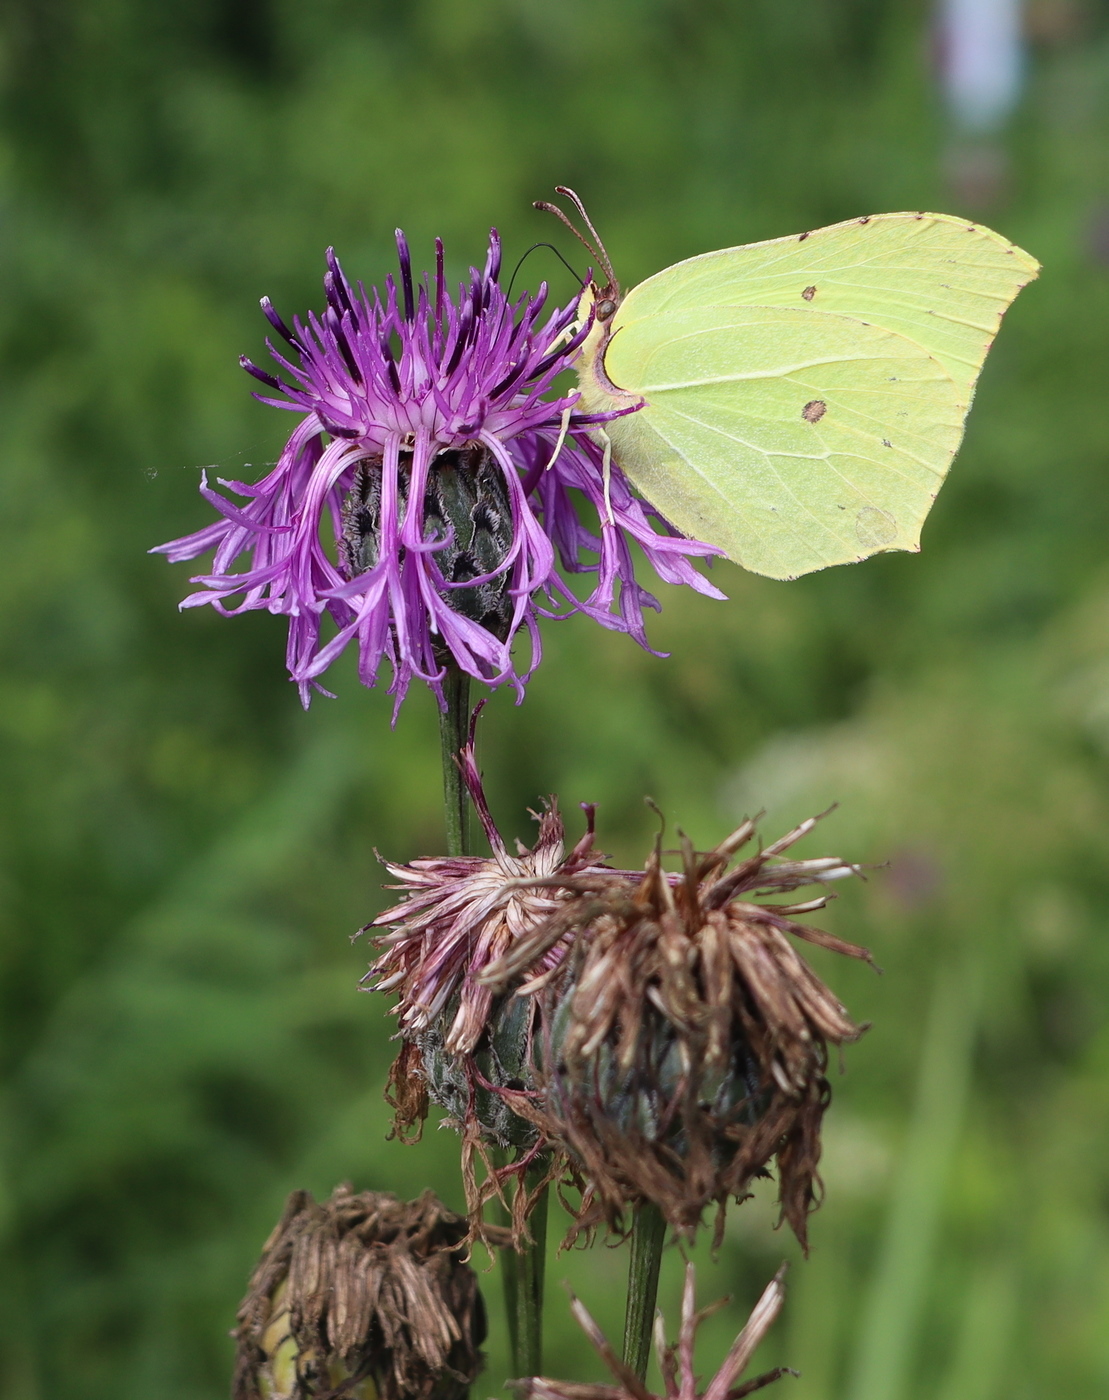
[232,1185,485,1400]
[510,1263,794,1400]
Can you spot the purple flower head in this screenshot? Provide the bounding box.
[152,229,724,708]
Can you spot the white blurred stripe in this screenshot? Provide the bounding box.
[938,0,1025,132]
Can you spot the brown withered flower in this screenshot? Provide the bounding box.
[512,1262,794,1400]
[481,812,872,1249]
[362,731,612,1241]
[232,1185,485,1400]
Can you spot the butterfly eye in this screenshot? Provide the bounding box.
[596,298,617,321]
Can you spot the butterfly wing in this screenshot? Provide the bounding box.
[580,214,1038,578]
[599,304,965,580]
[616,213,1040,405]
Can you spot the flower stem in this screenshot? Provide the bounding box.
[622,1202,666,1381]
[438,665,471,858]
[436,678,547,1378]
[511,1157,549,1379]
[500,1211,520,1376]
[438,664,476,1400]
[493,1150,550,1378]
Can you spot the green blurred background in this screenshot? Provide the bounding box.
[2,0,1108,1396]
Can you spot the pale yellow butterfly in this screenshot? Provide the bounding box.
[539,189,1039,580]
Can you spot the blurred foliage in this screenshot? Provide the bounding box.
[2,0,1109,1397]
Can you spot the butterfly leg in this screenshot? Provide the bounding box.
[541,403,573,475]
[599,427,615,526]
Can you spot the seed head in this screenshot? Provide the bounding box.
[366,739,606,1062]
[363,733,612,1240]
[482,812,872,1250]
[232,1185,485,1400]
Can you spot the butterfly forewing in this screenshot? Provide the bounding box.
[602,305,965,579]
[615,213,1039,405]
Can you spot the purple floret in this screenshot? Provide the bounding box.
[152,230,724,709]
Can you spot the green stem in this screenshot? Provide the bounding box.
[490,1149,520,1377]
[491,1152,549,1379]
[501,1227,520,1379]
[437,664,475,1400]
[511,1158,549,1379]
[623,1202,666,1381]
[436,679,547,1377]
[512,1159,548,1377]
[437,665,471,858]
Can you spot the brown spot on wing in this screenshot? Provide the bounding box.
[801,285,816,301]
[802,399,827,423]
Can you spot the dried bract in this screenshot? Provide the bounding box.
[512,1262,794,1400]
[232,1185,485,1400]
[483,813,871,1249]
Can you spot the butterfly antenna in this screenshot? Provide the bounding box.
[533,188,618,294]
[532,199,598,271]
[553,186,617,291]
[506,242,584,299]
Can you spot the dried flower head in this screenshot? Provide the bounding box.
[512,1262,794,1400]
[482,812,872,1250]
[363,735,611,1240]
[232,1185,485,1400]
[367,740,607,1062]
[153,228,722,708]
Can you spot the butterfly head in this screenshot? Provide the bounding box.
[533,187,643,415]
[593,290,618,322]
[573,281,616,356]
